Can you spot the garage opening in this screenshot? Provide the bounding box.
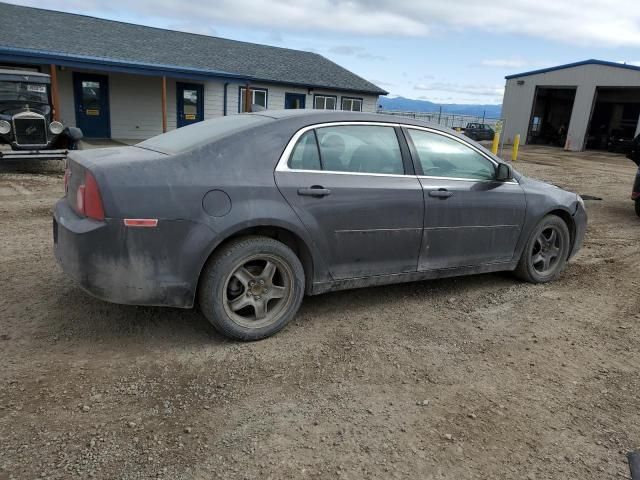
[527,87,576,147]
[585,87,640,152]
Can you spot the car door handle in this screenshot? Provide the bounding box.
[428,189,453,199]
[297,186,331,197]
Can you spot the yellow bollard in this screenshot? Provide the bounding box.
[511,134,521,162]
[491,132,500,155]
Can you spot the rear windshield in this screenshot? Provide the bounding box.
[137,114,270,154]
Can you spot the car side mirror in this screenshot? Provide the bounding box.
[495,163,513,181]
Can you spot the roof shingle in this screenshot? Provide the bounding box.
[0,2,387,95]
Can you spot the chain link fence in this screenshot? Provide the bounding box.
[376,109,507,157]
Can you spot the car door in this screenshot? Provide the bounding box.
[275,123,424,280]
[404,127,527,270]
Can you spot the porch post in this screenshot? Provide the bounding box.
[161,76,167,133]
[49,64,61,121]
[244,83,251,113]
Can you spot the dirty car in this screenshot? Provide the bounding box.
[53,110,587,340]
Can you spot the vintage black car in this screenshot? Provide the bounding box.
[0,68,82,161]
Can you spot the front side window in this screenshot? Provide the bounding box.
[408,129,496,180]
[341,97,362,112]
[314,95,337,110]
[239,87,267,112]
[315,125,404,175]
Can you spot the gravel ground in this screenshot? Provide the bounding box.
[0,145,639,480]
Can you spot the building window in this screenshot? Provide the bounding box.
[341,97,363,112]
[314,95,337,110]
[239,87,267,112]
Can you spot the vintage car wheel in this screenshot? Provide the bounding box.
[515,215,570,283]
[198,236,305,341]
[635,200,640,218]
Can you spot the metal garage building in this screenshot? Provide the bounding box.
[0,3,385,141]
[502,60,640,152]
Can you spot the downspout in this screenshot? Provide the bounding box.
[223,82,228,116]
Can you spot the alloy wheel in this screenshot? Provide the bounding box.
[531,225,563,276]
[222,254,294,329]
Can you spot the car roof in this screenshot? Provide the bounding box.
[0,68,51,83]
[251,109,451,131]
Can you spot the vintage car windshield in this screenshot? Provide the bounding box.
[137,114,271,155]
[0,81,49,104]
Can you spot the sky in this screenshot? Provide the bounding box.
[7,0,640,105]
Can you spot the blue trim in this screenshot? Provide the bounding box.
[313,94,338,110]
[0,46,388,95]
[505,59,640,79]
[238,86,268,113]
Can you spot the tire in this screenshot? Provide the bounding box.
[515,214,571,283]
[635,200,640,218]
[198,236,305,341]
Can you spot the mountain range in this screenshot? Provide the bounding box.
[377,96,502,118]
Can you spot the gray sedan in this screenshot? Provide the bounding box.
[54,110,587,340]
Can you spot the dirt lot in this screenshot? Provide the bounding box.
[0,146,639,480]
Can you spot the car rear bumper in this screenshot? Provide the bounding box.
[0,149,68,161]
[569,201,587,259]
[53,199,211,308]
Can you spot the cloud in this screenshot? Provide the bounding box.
[368,78,396,87]
[414,82,504,98]
[414,81,505,104]
[266,31,283,43]
[479,59,530,68]
[12,0,640,46]
[327,45,386,61]
[617,60,640,67]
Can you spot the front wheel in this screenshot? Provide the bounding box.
[635,200,640,218]
[515,215,571,283]
[198,236,305,341]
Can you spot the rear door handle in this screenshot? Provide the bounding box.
[428,189,453,199]
[297,186,331,197]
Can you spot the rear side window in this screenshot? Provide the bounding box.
[407,129,495,180]
[315,125,404,175]
[288,130,321,170]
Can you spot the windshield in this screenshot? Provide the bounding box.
[137,114,271,155]
[0,81,49,104]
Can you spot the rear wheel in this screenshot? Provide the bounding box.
[635,200,640,217]
[198,236,305,341]
[515,215,571,283]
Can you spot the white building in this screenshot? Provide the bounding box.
[501,60,640,151]
[0,3,386,141]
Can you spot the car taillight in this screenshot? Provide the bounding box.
[75,170,105,220]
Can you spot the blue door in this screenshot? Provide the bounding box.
[284,93,306,109]
[73,73,110,138]
[177,83,204,127]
